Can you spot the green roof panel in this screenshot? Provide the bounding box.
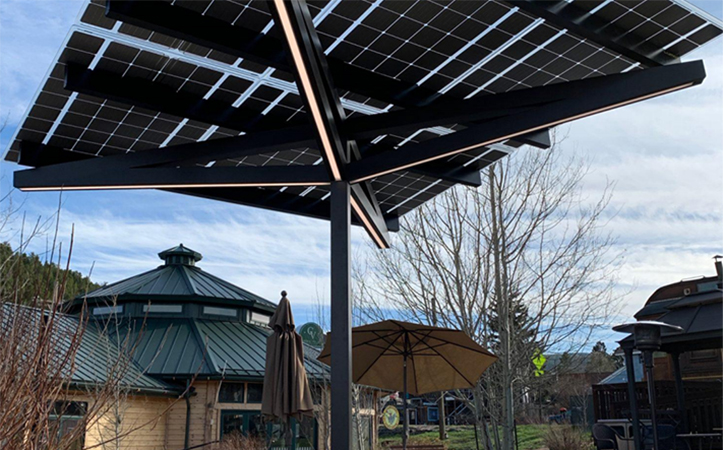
[74,245,276,312]
[121,317,328,380]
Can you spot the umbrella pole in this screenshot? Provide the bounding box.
[403,353,408,450]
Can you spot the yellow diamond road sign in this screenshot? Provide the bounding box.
[532,351,546,371]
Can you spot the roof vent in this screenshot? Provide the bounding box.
[158,244,202,266]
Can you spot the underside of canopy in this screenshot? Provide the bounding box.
[6,0,721,248]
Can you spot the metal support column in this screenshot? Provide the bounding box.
[624,348,642,450]
[330,181,352,450]
[644,351,660,450]
[672,352,688,433]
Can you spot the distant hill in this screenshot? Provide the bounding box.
[0,242,100,304]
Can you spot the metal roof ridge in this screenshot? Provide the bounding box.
[179,265,200,296]
[189,318,220,374]
[189,265,276,308]
[79,266,163,299]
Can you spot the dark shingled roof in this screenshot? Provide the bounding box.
[622,289,723,353]
[72,244,276,313]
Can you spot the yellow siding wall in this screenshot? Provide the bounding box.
[77,393,173,450]
[166,381,220,449]
[66,381,376,449]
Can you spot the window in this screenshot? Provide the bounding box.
[689,349,718,361]
[697,281,718,292]
[250,312,271,325]
[143,304,182,313]
[218,382,245,403]
[220,411,263,439]
[92,305,123,315]
[427,407,439,423]
[247,383,264,403]
[203,306,237,317]
[49,401,86,450]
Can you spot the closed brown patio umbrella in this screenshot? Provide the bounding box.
[261,291,314,423]
[317,320,496,450]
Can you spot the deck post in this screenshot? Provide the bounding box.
[330,181,352,450]
[672,352,688,432]
[624,347,642,450]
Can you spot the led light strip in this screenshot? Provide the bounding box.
[351,82,693,183]
[19,181,330,192]
[273,0,342,181]
[350,196,388,249]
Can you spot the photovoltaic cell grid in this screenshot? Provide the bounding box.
[5,0,722,218]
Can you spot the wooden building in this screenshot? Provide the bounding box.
[56,245,340,449]
[593,259,723,444]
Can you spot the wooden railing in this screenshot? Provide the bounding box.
[592,381,722,433]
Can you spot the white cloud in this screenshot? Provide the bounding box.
[3,189,374,305]
[559,45,723,318]
[0,0,721,337]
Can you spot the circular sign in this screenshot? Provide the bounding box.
[298,322,325,348]
[382,405,400,430]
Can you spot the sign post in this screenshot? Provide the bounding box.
[532,350,546,422]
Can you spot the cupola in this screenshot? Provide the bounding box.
[158,244,203,266]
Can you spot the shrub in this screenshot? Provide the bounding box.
[543,425,594,450]
[218,432,266,450]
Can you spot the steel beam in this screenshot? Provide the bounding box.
[512,129,551,150]
[63,63,488,185]
[269,0,390,248]
[350,183,391,248]
[359,141,483,187]
[105,0,441,108]
[66,62,552,154]
[14,164,328,191]
[64,64,307,133]
[268,0,348,180]
[347,61,706,182]
[171,185,366,229]
[330,181,352,450]
[18,125,314,170]
[507,0,679,67]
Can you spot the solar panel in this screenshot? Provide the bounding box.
[6,0,722,224]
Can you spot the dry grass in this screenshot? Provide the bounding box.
[542,425,595,450]
[218,431,267,450]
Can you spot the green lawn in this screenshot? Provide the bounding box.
[379,424,547,450]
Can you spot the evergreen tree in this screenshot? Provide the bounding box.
[487,291,537,354]
[589,340,619,372]
[0,242,100,304]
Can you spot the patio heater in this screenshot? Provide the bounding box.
[614,321,683,450]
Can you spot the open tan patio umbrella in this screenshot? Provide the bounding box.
[262,291,314,424]
[318,320,496,450]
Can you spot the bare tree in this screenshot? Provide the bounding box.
[355,140,623,450]
[0,198,190,450]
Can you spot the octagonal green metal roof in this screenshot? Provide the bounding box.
[72,244,276,311]
[72,245,276,313]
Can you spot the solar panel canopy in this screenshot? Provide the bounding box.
[6,0,722,246]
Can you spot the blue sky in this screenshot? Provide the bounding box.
[1,1,722,339]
